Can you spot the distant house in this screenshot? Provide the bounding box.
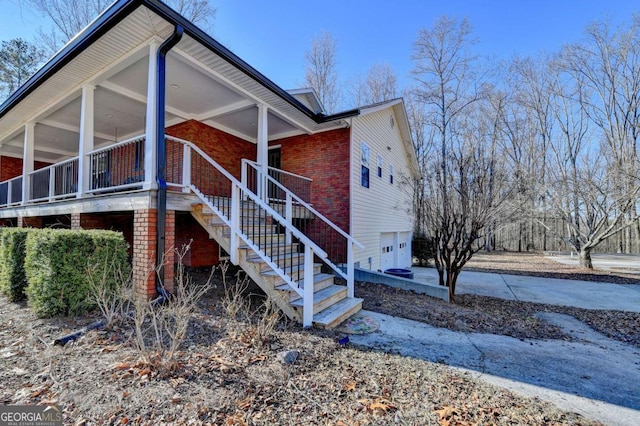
[0,0,419,327]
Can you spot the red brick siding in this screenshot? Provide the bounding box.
[271,128,351,233]
[166,120,256,181]
[175,212,220,267]
[270,128,351,263]
[165,120,254,264]
[1,156,51,181]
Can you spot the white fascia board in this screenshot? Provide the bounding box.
[357,99,403,116]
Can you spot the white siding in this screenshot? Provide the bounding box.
[350,107,414,271]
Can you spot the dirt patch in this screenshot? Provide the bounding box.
[0,265,599,425]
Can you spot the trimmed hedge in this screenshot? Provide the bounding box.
[24,229,130,318]
[0,228,31,301]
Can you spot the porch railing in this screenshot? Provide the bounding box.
[29,157,79,202]
[0,176,23,207]
[88,136,145,192]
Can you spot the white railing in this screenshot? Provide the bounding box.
[242,159,363,295]
[0,176,23,207]
[167,135,361,327]
[87,136,145,192]
[28,157,79,202]
[242,160,313,204]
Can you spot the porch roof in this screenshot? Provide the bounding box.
[0,0,358,164]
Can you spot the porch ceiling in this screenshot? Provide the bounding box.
[0,2,346,165]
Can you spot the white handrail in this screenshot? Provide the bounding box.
[87,135,145,156]
[170,137,329,259]
[242,159,364,249]
[244,159,313,183]
[27,156,79,177]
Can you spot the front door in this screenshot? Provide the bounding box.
[268,148,281,200]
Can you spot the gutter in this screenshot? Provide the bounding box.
[155,25,184,297]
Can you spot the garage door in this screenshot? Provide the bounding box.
[398,232,411,268]
[380,232,395,271]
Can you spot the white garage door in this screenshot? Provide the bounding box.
[398,232,411,268]
[380,232,395,271]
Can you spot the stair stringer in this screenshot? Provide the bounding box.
[191,205,303,322]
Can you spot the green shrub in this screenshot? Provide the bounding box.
[0,228,31,301]
[24,229,130,318]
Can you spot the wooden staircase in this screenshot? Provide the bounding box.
[191,203,363,328]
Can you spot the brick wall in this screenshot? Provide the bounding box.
[272,128,351,233]
[270,128,351,263]
[0,156,51,181]
[175,212,220,267]
[165,120,252,267]
[166,120,256,181]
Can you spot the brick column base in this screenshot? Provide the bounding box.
[71,213,81,230]
[133,209,175,299]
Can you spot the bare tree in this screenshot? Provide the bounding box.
[411,17,510,301]
[560,17,640,253]
[305,30,341,114]
[351,63,398,106]
[0,38,45,100]
[22,0,216,54]
[541,61,640,268]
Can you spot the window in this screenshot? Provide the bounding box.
[361,142,371,188]
[360,142,370,166]
[361,165,370,188]
[389,165,394,184]
[377,154,383,178]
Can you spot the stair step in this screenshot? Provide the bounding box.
[290,285,347,315]
[261,263,322,285]
[247,252,304,272]
[276,273,335,301]
[241,243,299,256]
[312,297,363,329]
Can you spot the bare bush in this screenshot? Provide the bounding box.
[219,261,282,347]
[133,244,212,372]
[87,253,132,327]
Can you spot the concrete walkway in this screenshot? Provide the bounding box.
[349,264,640,425]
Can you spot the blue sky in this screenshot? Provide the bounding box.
[1,0,638,97]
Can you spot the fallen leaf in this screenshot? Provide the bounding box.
[236,397,253,410]
[343,381,356,391]
[247,355,266,364]
[113,363,132,371]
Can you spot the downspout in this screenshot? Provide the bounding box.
[155,25,184,297]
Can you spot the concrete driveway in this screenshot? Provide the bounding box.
[411,267,640,312]
[349,262,640,425]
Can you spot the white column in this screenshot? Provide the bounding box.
[144,42,159,190]
[256,104,269,173]
[77,84,95,197]
[21,122,35,204]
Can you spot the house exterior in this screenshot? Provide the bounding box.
[0,0,419,327]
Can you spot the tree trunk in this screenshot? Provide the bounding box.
[446,270,456,303]
[579,249,593,269]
